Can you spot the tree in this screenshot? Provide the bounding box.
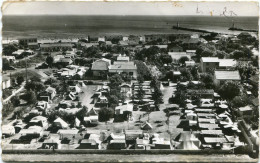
[137,75,144,84]
[73,74,81,80]
[200,73,214,89]
[76,106,88,122]
[134,60,152,80]
[109,74,123,89]
[11,96,20,107]
[3,45,18,56]
[216,50,227,59]
[21,90,37,104]
[231,95,249,108]
[108,95,119,106]
[160,54,173,64]
[136,86,145,101]
[46,56,54,68]
[218,81,241,100]
[236,63,256,81]
[178,56,189,65]
[98,107,114,122]
[232,50,245,60]
[180,68,193,81]
[2,58,11,70]
[25,81,45,93]
[44,78,58,85]
[16,76,24,85]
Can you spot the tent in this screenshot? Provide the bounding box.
[53,117,69,129]
[141,121,153,130]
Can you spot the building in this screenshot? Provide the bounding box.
[39,86,56,101]
[3,56,16,63]
[200,57,219,72]
[201,57,237,72]
[168,45,183,52]
[40,43,73,52]
[84,115,99,125]
[238,106,253,119]
[214,71,241,86]
[18,37,37,45]
[109,62,137,78]
[2,76,11,90]
[114,104,133,122]
[91,58,111,77]
[181,38,200,49]
[108,140,126,150]
[218,59,237,70]
[28,42,39,50]
[78,139,101,149]
[185,60,196,67]
[168,52,191,63]
[117,54,130,62]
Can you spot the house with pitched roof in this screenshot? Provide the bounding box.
[108,61,137,78]
[91,58,111,77]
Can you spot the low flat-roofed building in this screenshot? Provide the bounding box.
[214,70,241,86]
[218,59,237,69]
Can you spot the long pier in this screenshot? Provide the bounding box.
[172,26,218,34]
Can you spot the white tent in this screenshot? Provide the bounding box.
[53,117,69,129]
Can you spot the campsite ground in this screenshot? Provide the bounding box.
[82,84,182,141]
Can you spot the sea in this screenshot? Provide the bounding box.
[2,15,258,39]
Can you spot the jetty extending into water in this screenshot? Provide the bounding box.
[172,23,217,34]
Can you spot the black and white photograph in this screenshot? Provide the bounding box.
[1,1,259,162]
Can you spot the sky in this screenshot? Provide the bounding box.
[2,1,259,16]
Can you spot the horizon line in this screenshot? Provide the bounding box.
[3,14,259,17]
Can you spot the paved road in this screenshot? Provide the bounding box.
[2,154,258,162]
